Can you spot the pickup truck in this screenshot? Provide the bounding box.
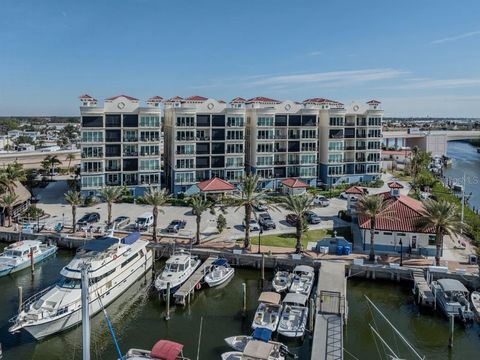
[258,213,276,230]
[166,220,187,233]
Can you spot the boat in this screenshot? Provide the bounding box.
[477,148,480,154]
[124,339,189,359]
[288,265,314,297]
[204,258,234,287]
[221,340,286,360]
[0,240,57,277]
[252,292,282,332]
[277,293,309,338]
[8,231,153,339]
[154,250,201,294]
[471,291,480,317]
[224,328,290,355]
[430,279,475,322]
[271,271,293,293]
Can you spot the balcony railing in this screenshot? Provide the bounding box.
[123,137,138,142]
[123,151,138,157]
[140,152,160,156]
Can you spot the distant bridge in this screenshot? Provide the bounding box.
[383,130,480,141]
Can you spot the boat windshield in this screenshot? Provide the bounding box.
[58,276,81,289]
[165,263,185,272]
[4,250,23,257]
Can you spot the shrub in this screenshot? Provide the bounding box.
[217,214,227,233]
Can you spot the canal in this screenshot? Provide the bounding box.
[1,247,480,359]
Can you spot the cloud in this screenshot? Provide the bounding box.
[377,78,480,90]
[308,51,323,56]
[431,30,480,44]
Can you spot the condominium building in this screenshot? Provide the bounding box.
[79,94,162,196]
[163,96,246,194]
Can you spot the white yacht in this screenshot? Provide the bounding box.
[271,271,292,293]
[288,265,314,297]
[277,293,308,338]
[154,250,201,294]
[0,240,57,277]
[204,258,234,287]
[221,341,285,360]
[431,279,475,322]
[8,231,152,339]
[252,292,282,332]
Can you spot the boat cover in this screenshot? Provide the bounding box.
[82,237,118,252]
[150,340,183,360]
[437,278,468,292]
[258,292,281,305]
[212,258,228,267]
[252,327,272,342]
[293,265,314,273]
[243,341,274,360]
[122,231,141,245]
[283,293,308,306]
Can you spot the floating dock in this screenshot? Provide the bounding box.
[173,256,217,305]
[412,269,435,307]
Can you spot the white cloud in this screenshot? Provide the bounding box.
[376,78,480,90]
[308,51,323,56]
[431,30,480,44]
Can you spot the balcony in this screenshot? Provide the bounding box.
[176,136,196,141]
[344,146,355,151]
[123,151,138,157]
[105,166,120,171]
[274,160,286,165]
[140,137,160,142]
[123,137,138,143]
[329,133,344,139]
[81,152,103,159]
[356,133,367,138]
[140,152,159,157]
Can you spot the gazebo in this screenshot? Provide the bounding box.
[281,178,308,195]
[196,177,235,199]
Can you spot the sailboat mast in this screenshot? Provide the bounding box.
[81,263,90,360]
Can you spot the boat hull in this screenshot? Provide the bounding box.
[0,246,57,277]
[205,268,234,287]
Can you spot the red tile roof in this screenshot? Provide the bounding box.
[345,186,367,195]
[230,97,247,104]
[367,99,381,104]
[148,96,163,101]
[281,178,308,188]
[164,96,184,102]
[105,94,139,101]
[185,95,208,101]
[245,96,280,104]
[387,181,404,189]
[79,94,97,101]
[197,177,235,192]
[303,98,343,106]
[218,100,226,104]
[358,192,433,233]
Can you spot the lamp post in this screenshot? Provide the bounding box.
[257,227,263,254]
[399,239,403,267]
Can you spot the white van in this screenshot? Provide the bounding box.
[135,212,154,230]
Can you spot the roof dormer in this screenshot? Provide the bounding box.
[367,99,381,110]
[79,94,97,107]
[147,96,163,107]
[387,181,404,197]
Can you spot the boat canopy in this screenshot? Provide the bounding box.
[150,340,184,360]
[252,327,272,342]
[293,265,314,273]
[243,341,274,360]
[81,237,118,252]
[122,231,141,245]
[437,279,468,293]
[258,292,281,305]
[212,258,228,267]
[283,293,308,306]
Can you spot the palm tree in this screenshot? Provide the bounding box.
[64,191,82,233]
[189,195,210,245]
[235,174,269,250]
[279,194,313,254]
[0,193,18,227]
[141,187,168,243]
[416,199,467,266]
[42,155,62,180]
[0,162,25,193]
[98,186,125,226]
[356,195,392,262]
[409,146,431,188]
[66,153,76,174]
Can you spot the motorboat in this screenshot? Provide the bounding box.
[204,258,234,287]
[252,292,282,332]
[471,291,480,318]
[271,271,293,293]
[430,279,475,322]
[154,250,201,294]
[288,265,314,297]
[221,340,286,360]
[225,328,290,355]
[0,240,57,277]
[8,231,152,339]
[277,293,309,338]
[124,339,189,359]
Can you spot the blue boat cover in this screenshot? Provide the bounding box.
[252,327,272,342]
[212,258,228,267]
[82,237,118,252]
[122,231,141,245]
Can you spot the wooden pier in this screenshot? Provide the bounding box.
[412,270,435,307]
[173,256,217,306]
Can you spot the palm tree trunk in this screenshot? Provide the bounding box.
[68,159,72,174]
[195,215,201,245]
[295,221,303,254]
[7,208,11,227]
[107,202,112,225]
[369,218,376,262]
[152,206,158,243]
[72,205,76,233]
[435,230,443,266]
[244,204,251,249]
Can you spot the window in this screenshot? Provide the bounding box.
[288,115,301,126]
[428,235,436,246]
[106,173,120,186]
[176,116,195,127]
[257,143,273,153]
[301,115,316,126]
[226,157,243,168]
[328,141,344,151]
[211,156,224,168]
[123,130,138,142]
[328,154,343,163]
[196,157,209,168]
[275,115,287,126]
[212,115,225,127]
[123,115,138,127]
[301,154,316,164]
[105,130,121,142]
[328,166,343,175]
[329,117,344,126]
[105,159,120,171]
[140,145,159,156]
[301,142,316,152]
[329,130,343,139]
[226,130,244,140]
[257,156,273,166]
[82,116,103,127]
[123,159,138,171]
[299,167,316,177]
[139,159,159,171]
[123,144,138,156]
[105,144,121,157]
[211,142,225,154]
[175,172,195,184]
[105,114,121,127]
[176,130,195,141]
[368,117,382,126]
[257,130,274,140]
[226,143,243,154]
[81,175,104,188]
[82,147,103,158]
[139,116,160,127]
[82,162,102,173]
[176,144,195,155]
[257,169,273,178]
[383,232,393,236]
[368,129,381,138]
[140,174,159,185]
[196,115,210,127]
[82,131,103,143]
[227,117,244,127]
[257,117,274,127]
[301,130,316,139]
[140,131,160,142]
[176,159,194,169]
[212,129,225,140]
[225,170,243,181]
[367,141,381,150]
[196,143,210,154]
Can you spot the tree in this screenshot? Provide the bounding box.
[64,191,82,233]
[0,162,26,193]
[98,186,125,226]
[0,193,18,227]
[409,146,431,188]
[279,194,313,253]
[41,155,62,180]
[217,214,227,233]
[141,187,168,243]
[356,195,392,262]
[66,153,76,174]
[416,199,467,266]
[189,195,211,245]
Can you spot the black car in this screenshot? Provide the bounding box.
[77,212,100,226]
[166,220,187,233]
[258,213,276,230]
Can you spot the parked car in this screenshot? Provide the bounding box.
[253,201,268,212]
[339,192,349,200]
[258,212,276,230]
[286,213,299,226]
[242,219,260,231]
[305,211,321,224]
[166,219,187,233]
[77,212,101,226]
[113,216,130,228]
[312,195,330,207]
[135,212,154,230]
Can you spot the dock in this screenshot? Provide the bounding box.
[173,256,217,305]
[311,261,347,360]
[412,269,435,307]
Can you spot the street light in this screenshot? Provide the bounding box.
[399,239,403,267]
[257,227,264,254]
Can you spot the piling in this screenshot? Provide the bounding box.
[242,283,247,316]
[309,298,315,331]
[17,286,23,314]
[448,314,454,348]
[261,253,265,286]
[165,282,170,321]
[30,247,34,274]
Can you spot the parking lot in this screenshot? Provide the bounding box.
[32,180,349,243]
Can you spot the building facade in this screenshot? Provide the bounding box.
[79,94,162,196]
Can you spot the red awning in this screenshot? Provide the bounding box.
[150,340,183,360]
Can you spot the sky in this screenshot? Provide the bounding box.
[1,0,480,117]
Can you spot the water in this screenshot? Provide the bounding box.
[443,140,480,211]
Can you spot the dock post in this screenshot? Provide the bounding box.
[261,253,265,286]
[30,247,35,274]
[309,298,315,331]
[17,286,23,314]
[165,282,170,321]
[448,314,454,348]
[242,283,247,316]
